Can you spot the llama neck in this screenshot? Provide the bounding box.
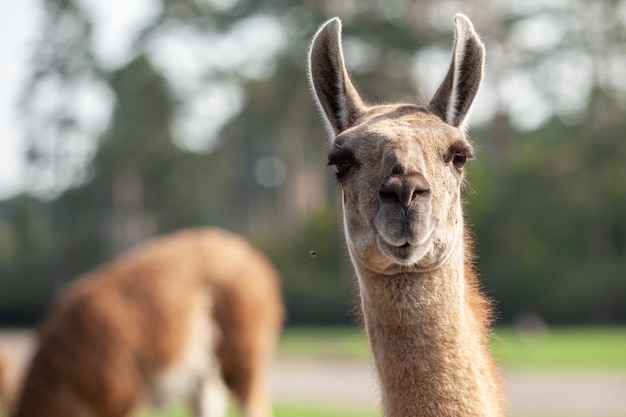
[354,246,504,417]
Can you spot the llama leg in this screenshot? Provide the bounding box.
[238,379,274,417]
[225,346,275,417]
[190,363,229,417]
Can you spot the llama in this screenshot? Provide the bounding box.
[308,15,505,417]
[11,227,284,417]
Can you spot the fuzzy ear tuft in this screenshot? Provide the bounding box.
[428,14,485,130]
[308,18,366,137]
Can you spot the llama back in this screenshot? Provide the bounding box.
[12,227,284,417]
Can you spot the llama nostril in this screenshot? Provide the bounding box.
[379,174,430,209]
[379,190,398,203]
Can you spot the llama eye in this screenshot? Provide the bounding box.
[333,160,351,178]
[445,141,473,172]
[452,152,467,170]
[327,148,358,179]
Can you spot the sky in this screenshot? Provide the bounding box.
[0,1,40,199]
[0,0,167,199]
[0,0,286,199]
[0,0,161,199]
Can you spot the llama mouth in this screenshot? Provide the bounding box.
[376,221,436,266]
[377,236,432,266]
[389,243,415,260]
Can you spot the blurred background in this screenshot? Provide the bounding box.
[1,0,625,328]
[0,0,625,416]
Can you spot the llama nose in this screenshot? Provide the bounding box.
[379,172,431,209]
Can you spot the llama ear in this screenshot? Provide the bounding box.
[308,17,366,137]
[428,14,485,130]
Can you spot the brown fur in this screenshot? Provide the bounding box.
[309,15,505,417]
[0,348,8,413]
[11,227,284,417]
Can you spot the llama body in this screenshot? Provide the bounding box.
[0,349,9,414]
[12,227,284,417]
[309,15,505,417]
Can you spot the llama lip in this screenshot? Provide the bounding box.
[389,243,414,260]
[377,234,432,265]
[406,220,436,246]
[376,219,436,265]
[379,219,436,248]
[373,206,437,250]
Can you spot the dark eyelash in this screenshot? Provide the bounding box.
[443,141,474,173]
[327,148,358,167]
[327,148,358,179]
[444,141,474,163]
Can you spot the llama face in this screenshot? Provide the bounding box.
[309,15,483,274]
[327,104,472,273]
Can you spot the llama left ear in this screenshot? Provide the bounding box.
[428,14,485,130]
[308,17,366,137]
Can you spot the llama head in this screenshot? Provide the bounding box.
[308,15,485,274]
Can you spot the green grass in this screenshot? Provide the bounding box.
[139,402,622,417]
[141,402,377,417]
[279,326,370,360]
[269,403,377,417]
[279,325,626,370]
[492,326,626,370]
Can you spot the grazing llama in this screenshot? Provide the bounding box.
[308,15,505,417]
[11,228,284,417]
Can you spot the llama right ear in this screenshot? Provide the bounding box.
[428,14,485,130]
[308,18,366,137]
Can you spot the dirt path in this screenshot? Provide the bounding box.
[271,358,626,416]
[2,330,625,415]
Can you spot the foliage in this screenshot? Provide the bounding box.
[469,117,626,323]
[257,206,358,325]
